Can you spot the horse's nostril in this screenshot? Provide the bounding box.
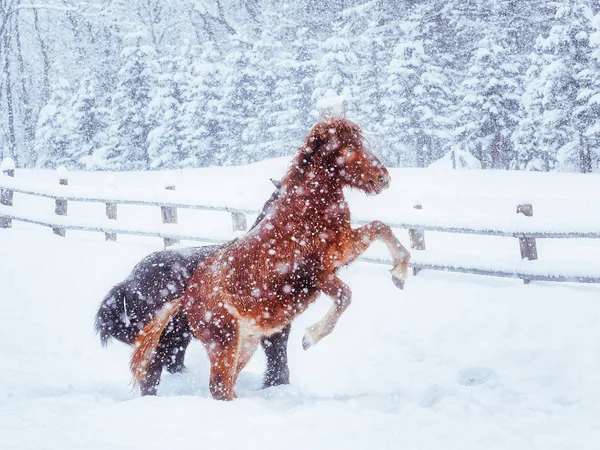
[379,176,390,189]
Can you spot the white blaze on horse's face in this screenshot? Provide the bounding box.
[337,141,391,195]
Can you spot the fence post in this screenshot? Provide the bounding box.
[231,211,247,233]
[53,166,68,237]
[105,203,117,241]
[0,157,15,229]
[104,176,117,241]
[517,203,538,285]
[408,204,426,275]
[161,184,179,248]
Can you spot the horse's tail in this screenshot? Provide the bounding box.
[130,297,185,387]
[95,284,133,346]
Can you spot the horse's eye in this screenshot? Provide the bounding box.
[346,147,355,154]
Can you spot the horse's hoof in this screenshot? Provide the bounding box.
[139,385,158,396]
[302,333,314,350]
[263,369,290,388]
[392,275,405,290]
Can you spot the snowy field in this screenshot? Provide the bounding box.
[2,160,600,449]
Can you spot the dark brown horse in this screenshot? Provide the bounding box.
[96,182,290,395]
[131,118,411,400]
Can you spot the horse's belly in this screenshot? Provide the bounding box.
[224,302,286,337]
[224,284,320,335]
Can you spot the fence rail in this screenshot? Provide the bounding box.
[353,219,600,239]
[360,256,600,284]
[0,177,256,214]
[2,161,600,284]
[0,209,227,245]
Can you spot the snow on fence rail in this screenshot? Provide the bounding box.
[1,160,599,284]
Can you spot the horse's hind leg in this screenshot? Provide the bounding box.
[235,334,260,380]
[261,324,291,387]
[158,313,192,374]
[138,315,191,395]
[139,355,163,396]
[206,340,240,401]
[195,310,241,401]
[165,334,191,374]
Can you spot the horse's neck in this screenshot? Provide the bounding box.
[275,176,348,235]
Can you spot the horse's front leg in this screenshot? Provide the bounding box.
[339,221,411,289]
[302,274,351,350]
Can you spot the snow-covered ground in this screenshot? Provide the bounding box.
[2,162,600,449]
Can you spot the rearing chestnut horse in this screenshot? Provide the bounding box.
[131,118,411,400]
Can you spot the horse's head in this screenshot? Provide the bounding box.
[302,117,390,195]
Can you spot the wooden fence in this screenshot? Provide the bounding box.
[1,161,599,285]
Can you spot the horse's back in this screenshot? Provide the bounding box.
[129,246,220,284]
[95,245,222,345]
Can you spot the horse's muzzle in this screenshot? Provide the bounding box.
[378,175,390,190]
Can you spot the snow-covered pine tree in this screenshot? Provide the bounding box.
[34,79,75,169]
[183,41,227,167]
[412,6,457,167]
[243,36,278,160]
[456,36,521,169]
[415,63,456,166]
[382,19,454,167]
[218,37,262,165]
[254,10,317,159]
[102,33,159,170]
[553,2,596,173]
[573,12,600,172]
[351,2,395,155]
[147,48,190,169]
[288,27,318,134]
[515,1,595,173]
[512,59,551,171]
[381,23,422,167]
[312,22,358,116]
[69,72,109,169]
[268,27,318,155]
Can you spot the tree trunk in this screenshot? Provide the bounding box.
[33,9,50,105]
[490,133,501,169]
[416,143,426,168]
[66,12,85,63]
[15,11,34,164]
[416,134,431,168]
[3,18,17,164]
[475,142,486,168]
[501,138,515,170]
[579,134,592,174]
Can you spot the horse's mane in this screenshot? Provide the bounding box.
[280,117,364,191]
